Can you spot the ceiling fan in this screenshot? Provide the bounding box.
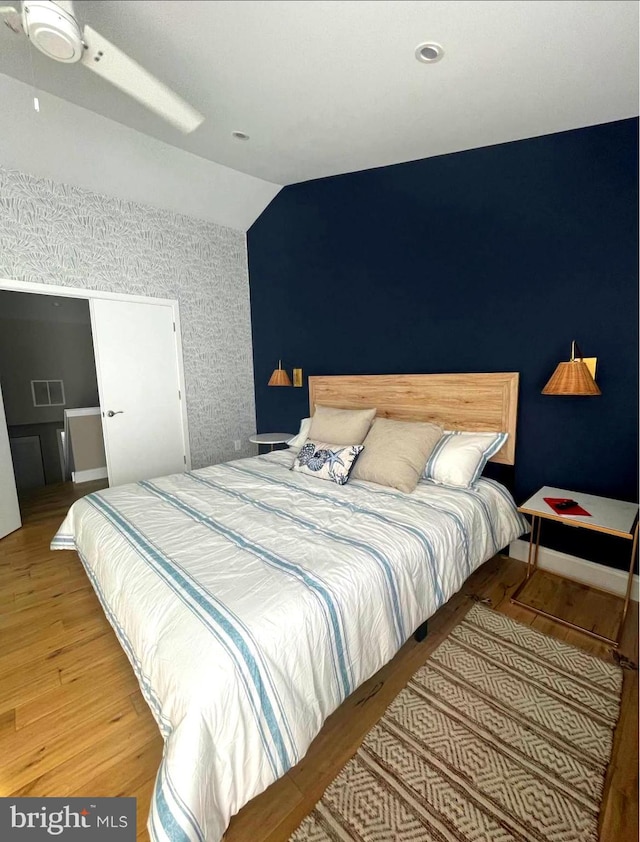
[0,0,204,133]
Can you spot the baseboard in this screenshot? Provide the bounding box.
[509,539,639,602]
[72,467,108,484]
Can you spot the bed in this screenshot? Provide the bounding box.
[51,373,528,842]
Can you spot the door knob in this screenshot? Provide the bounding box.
[107,410,124,417]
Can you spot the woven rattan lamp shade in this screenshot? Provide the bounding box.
[268,360,292,387]
[542,359,601,395]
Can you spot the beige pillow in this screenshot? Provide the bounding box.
[351,417,443,493]
[308,405,376,446]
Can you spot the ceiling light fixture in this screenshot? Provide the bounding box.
[415,42,444,63]
[232,130,250,140]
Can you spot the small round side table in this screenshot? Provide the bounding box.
[249,433,294,452]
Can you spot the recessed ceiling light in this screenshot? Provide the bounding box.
[232,131,250,141]
[415,42,444,63]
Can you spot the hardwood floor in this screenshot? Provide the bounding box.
[0,481,637,842]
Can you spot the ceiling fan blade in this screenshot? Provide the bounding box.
[0,5,22,33]
[81,25,204,134]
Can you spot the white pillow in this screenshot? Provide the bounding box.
[287,417,312,452]
[423,431,508,488]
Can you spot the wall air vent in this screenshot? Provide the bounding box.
[31,379,66,407]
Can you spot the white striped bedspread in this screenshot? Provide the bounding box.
[51,450,528,842]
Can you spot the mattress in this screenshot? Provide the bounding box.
[51,450,528,842]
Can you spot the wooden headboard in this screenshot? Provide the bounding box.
[308,373,519,465]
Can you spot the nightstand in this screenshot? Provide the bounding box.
[512,486,639,647]
[249,433,294,452]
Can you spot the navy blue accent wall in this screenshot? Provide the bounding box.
[248,119,638,570]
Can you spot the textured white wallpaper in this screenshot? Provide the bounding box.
[0,166,257,468]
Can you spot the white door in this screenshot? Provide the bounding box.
[0,382,21,539]
[90,298,187,487]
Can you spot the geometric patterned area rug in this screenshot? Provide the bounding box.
[289,603,623,842]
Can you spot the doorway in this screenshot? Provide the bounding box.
[0,279,191,541]
[0,289,105,519]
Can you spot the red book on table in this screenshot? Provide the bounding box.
[543,497,591,517]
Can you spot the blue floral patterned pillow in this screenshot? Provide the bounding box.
[291,440,364,485]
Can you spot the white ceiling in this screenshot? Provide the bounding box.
[0,73,281,231]
[1,0,638,187]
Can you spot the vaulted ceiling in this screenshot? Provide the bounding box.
[1,0,638,187]
[1,1,637,231]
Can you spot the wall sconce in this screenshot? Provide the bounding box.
[267,361,304,387]
[541,340,601,396]
[268,360,292,386]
